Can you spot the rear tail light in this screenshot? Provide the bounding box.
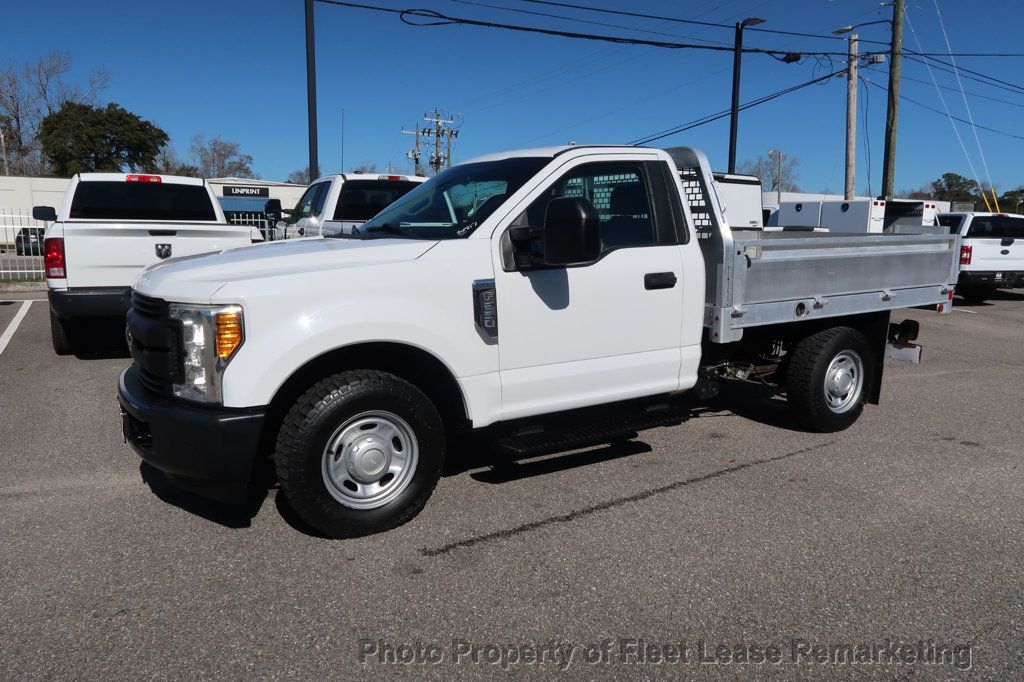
[960,245,973,265]
[44,238,66,278]
[125,174,161,183]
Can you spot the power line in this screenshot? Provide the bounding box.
[901,73,1024,108]
[511,0,891,45]
[628,67,847,146]
[862,78,1024,142]
[446,0,733,46]
[905,54,1024,95]
[315,1,1024,60]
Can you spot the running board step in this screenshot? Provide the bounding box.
[493,409,686,458]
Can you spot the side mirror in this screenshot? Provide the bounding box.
[541,197,601,266]
[263,199,282,223]
[33,206,57,222]
[297,227,305,237]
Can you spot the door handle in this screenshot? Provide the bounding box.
[644,272,677,290]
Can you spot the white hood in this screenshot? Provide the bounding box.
[134,237,438,302]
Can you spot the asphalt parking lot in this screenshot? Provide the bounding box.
[1,288,1022,678]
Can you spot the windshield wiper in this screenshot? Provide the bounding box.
[361,223,412,239]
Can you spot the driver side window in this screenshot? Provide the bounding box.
[517,162,656,253]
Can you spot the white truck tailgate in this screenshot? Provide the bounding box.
[63,222,245,288]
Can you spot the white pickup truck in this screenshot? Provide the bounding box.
[939,212,1024,302]
[36,173,261,355]
[280,173,426,239]
[118,145,959,538]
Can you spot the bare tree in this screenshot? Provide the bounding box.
[352,161,378,173]
[190,135,255,178]
[286,168,310,184]
[0,51,109,175]
[738,153,801,193]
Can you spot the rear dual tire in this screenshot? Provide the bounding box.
[786,326,873,433]
[274,370,445,538]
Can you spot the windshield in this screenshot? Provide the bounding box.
[356,157,549,239]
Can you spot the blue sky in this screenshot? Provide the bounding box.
[4,0,1023,194]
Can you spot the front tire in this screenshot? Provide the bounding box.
[274,370,445,538]
[786,327,873,432]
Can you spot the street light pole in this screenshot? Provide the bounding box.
[728,17,765,173]
[304,0,320,181]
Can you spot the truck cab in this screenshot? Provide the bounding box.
[286,173,426,239]
[941,211,1024,302]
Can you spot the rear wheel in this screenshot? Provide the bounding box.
[274,370,445,538]
[49,309,75,356]
[786,326,873,432]
[958,285,995,304]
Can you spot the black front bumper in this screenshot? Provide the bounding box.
[118,365,266,500]
[49,287,132,319]
[958,270,1024,288]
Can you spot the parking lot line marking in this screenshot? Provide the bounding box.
[954,308,977,314]
[0,301,32,357]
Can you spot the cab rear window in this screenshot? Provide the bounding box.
[967,215,1024,239]
[333,181,420,222]
[69,182,217,221]
[937,215,962,233]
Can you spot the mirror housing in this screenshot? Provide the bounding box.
[33,206,57,222]
[263,199,282,223]
[541,197,601,266]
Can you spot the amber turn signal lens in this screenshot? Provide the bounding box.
[215,311,243,359]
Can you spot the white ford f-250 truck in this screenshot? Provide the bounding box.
[118,145,960,538]
[35,173,261,355]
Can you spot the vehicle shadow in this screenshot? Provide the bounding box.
[953,289,1024,307]
[72,317,131,360]
[139,462,269,529]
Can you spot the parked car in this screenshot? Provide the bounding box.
[35,173,263,355]
[940,212,1024,302]
[15,227,45,256]
[282,173,427,238]
[119,145,960,538]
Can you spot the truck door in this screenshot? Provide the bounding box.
[290,181,330,238]
[493,157,687,421]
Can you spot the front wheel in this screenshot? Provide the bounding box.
[786,326,874,432]
[274,370,445,538]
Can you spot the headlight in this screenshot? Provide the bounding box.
[168,303,244,403]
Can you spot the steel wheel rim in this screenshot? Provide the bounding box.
[321,411,419,510]
[823,350,864,414]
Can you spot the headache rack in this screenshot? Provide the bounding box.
[664,147,960,344]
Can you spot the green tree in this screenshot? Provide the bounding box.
[998,187,1024,213]
[929,173,980,203]
[38,102,167,176]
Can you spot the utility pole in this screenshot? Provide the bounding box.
[844,34,859,200]
[728,17,765,173]
[304,0,319,180]
[403,109,460,176]
[881,0,904,200]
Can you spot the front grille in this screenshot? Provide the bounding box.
[127,290,178,396]
[131,291,168,319]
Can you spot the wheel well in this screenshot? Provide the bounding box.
[260,342,470,453]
